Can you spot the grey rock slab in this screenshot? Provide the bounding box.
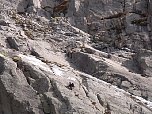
[0,54,44,114]
[0,0,152,113]
[15,53,152,113]
[69,51,152,102]
[28,40,70,67]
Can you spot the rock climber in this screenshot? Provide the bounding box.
[67,82,75,90]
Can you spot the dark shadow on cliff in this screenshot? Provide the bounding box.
[121,59,142,74]
[0,56,5,75]
[65,51,108,78]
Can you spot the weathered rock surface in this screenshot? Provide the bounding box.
[0,0,152,114]
[0,54,43,114]
[67,0,152,51]
[135,49,152,77]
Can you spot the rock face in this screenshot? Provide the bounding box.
[0,54,43,114]
[135,49,152,77]
[0,0,152,114]
[67,0,152,51]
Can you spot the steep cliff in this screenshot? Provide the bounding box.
[0,0,152,114]
[67,0,152,50]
